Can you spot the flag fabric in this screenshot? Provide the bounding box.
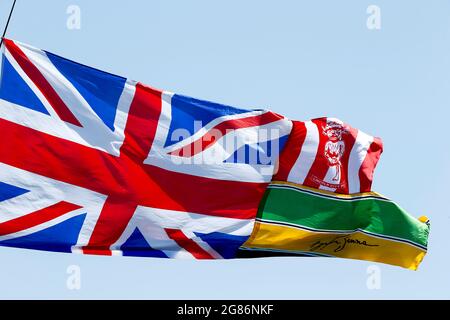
[274,118,383,194]
[0,39,292,259]
[240,181,430,270]
[0,39,430,269]
[239,117,429,270]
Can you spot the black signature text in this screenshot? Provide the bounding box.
[310,235,379,253]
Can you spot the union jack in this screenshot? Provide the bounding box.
[0,39,292,259]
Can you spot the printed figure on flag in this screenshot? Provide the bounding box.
[322,119,348,182]
[0,39,292,259]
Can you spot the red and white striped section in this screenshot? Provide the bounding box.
[274,117,383,194]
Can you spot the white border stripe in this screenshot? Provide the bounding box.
[0,193,58,223]
[148,91,173,154]
[107,79,136,151]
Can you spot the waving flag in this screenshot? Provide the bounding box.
[0,39,430,268]
[0,39,292,259]
[240,182,430,270]
[240,118,429,269]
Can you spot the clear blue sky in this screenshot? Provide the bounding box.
[0,0,449,299]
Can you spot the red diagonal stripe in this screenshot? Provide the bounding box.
[3,39,82,127]
[0,201,82,236]
[169,111,284,157]
[82,197,137,256]
[165,228,214,259]
[120,83,162,162]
